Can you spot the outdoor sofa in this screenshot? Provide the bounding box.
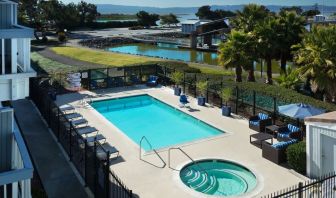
[146,75,159,87]
[277,124,302,141]
[249,113,273,132]
[262,139,297,164]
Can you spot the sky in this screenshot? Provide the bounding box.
[60,0,336,7]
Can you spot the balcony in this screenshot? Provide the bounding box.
[0,108,33,198]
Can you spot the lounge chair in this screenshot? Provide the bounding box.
[277,124,301,141]
[179,95,189,107]
[59,104,75,113]
[249,113,272,132]
[262,139,298,164]
[65,113,83,120]
[76,126,98,136]
[146,75,158,87]
[85,134,106,144]
[71,118,88,128]
[96,142,119,161]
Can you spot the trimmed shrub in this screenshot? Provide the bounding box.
[287,141,306,174]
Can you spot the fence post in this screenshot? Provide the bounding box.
[183,72,186,94]
[57,108,60,141]
[273,97,277,124]
[105,151,110,198]
[253,91,256,115]
[81,139,87,187]
[88,70,91,91]
[164,66,167,86]
[235,86,239,114]
[194,74,197,97]
[94,141,97,197]
[206,78,209,103]
[69,126,72,161]
[130,190,133,198]
[298,182,303,198]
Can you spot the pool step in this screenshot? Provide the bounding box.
[186,170,201,185]
[202,175,218,194]
[191,173,208,190]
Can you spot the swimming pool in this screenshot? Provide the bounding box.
[91,95,223,151]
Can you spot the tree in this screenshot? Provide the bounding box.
[18,0,45,40]
[233,4,270,32]
[280,6,303,15]
[277,11,305,74]
[301,9,321,17]
[77,1,98,25]
[255,16,280,84]
[160,13,179,27]
[219,30,255,82]
[196,5,236,20]
[293,25,336,102]
[136,11,159,27]
[196,5,213,19]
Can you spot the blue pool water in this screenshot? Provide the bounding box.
[91,95,223,151]
[180,160,257,196]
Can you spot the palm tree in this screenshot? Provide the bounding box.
[219,30,255,82]
[293,25,336,102]
[233,4,270,81]
[234,4,270,32]
[255,16,280,84]
[277,11,306,75]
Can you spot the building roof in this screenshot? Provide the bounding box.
[181,19,200,25]
[305,111,336,124]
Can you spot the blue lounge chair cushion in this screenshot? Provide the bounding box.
[249,121,259,126]
[180,95,189,104]
[258,113,269,120]
[272,139,298,149]
[288,124,300,133]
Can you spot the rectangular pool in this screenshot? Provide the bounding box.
[91,95,223,151]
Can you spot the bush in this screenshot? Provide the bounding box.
[287,141,306,174]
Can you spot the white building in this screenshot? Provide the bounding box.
[314,14,326,22]
[305,112,336,178]
[181,19,210,34]
[0,1,34,197]
[0,0,36,102]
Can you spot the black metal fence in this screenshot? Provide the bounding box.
[262,173,336,198]
[30,78,133,198]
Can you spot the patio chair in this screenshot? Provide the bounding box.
[65,113,83,120]
[249,113,272,132]
[277,124,301,141]
[130,74,140,85]
[59,104,75,113]
[96,142,119,161]
[146,75,159,87]
[76,126,98,136]
[70,118,88,128]
[179,94,189,108]
[262,139,298,164]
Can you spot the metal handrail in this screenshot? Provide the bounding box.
[168,147,208,177]
[139,136,166,168]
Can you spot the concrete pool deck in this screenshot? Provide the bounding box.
[56,85,307,198]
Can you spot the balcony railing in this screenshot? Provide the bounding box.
[0,120,33,198]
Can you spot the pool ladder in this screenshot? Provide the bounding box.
[139,136,166,168]
[168,147,208,177]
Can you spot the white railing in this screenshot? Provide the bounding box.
[0,122,33,198]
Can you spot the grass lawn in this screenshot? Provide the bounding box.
[31,52,78,74]
[255,60,294,74]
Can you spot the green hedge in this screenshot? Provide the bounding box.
[287,141,306,174]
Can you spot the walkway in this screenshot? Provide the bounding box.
[12,99,89,198]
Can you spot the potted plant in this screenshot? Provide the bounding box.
[171,71,184,96]
[196,80,208,106]
[219,87,233,117]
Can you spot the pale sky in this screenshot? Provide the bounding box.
[60,0,336,7]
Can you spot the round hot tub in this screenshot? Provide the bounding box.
[180,159,257,196]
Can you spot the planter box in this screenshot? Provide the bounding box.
[222,106,231,117]
[197,96,206,106]
[174,87,182,96]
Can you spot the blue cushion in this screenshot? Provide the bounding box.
[249,121,259,126]
[272,139,298,149]
[288,124,300,133]
[258,113,269,120]
[180,95,188,103]
[278,133,290,138]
